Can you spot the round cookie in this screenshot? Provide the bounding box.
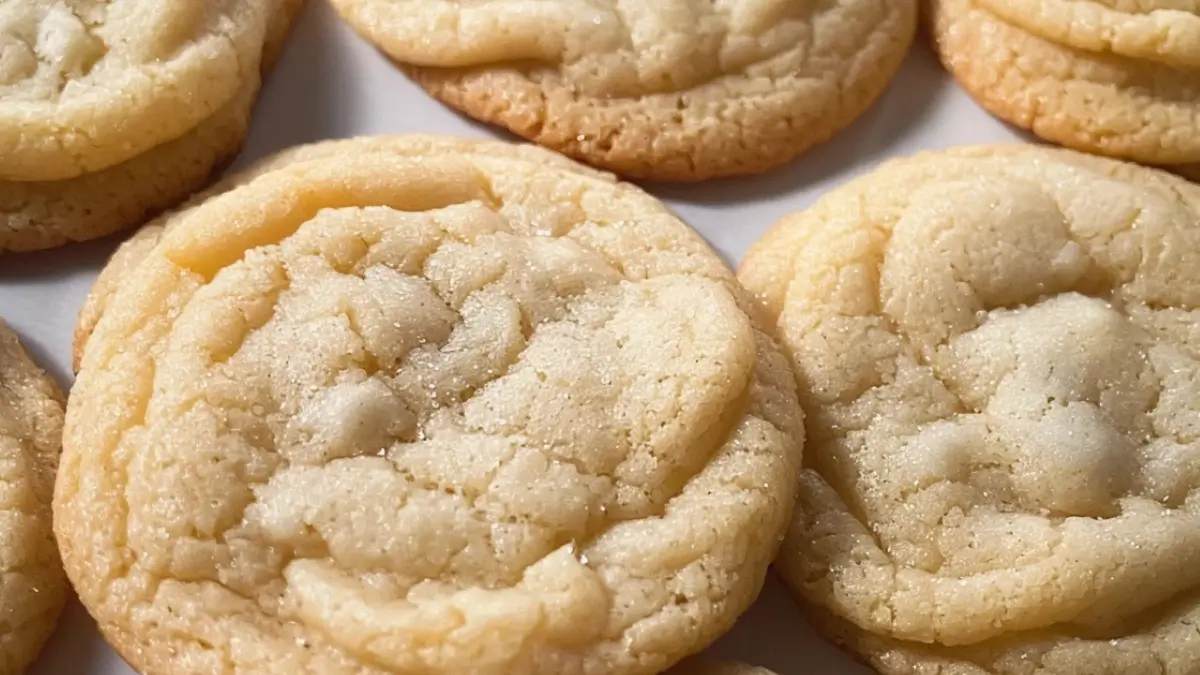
[929,0,1200,168]
[0,320,69,674]
[0,0,274,182]
[741,144,1200,675]
[56,135,805,675]
[329,0,917,182]
[0,0,304,254]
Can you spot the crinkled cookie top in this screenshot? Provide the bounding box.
[976,0,1200,66]
[0,0,273,181]
[56,136,803,675]
[0,320,68,673]
[742,146,1200,654]
[329,0,900,98]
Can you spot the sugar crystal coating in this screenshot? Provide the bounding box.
[57,135,804,675]
[329,0,916,180]
[0,320,68,675]
[741,145,1200,674]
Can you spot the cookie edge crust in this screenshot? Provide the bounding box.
[0,319,70,675]
[343,1,917,181]
[0,80,256,254]
[927,0,1200,166]
[739,143,1200,675]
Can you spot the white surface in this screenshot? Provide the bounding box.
[0,2,1035,673]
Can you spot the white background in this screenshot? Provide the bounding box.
[0,2,1034,672]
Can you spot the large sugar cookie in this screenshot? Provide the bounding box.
[930,0,1200,168]
[741,145,1200,675]
[0,0,303,253]
[329,0,917,182]
[56,135,804,675]
[0,0,275,182]
[0,320,69,674]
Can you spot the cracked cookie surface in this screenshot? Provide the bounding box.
[930,0,1200,167]
[740,145,1200,675]
[57,135,804,675]
[330,0,916,181]
[0,320,68,675]
[976,0,1200,67]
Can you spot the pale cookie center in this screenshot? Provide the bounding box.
[123,201,755,671]
[814,172,1200,575]
[930,294,1148,517]
[769,158,1200,648]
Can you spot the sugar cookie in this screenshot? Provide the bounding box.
[0,320,69,674]
[741,145,1200,675]
[330,0,917,181]
[0,1,302,253]
[929,0,1200,168]
[0,1,274,182]
[0,82,255,254]
[69,133,532,368]
[57,135,804,675]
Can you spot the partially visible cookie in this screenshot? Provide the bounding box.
[0,1,275,182]
[58,134,805,675]
[331,0,917,181]
[741,145,1200,675]
[976,0,1200,67]
[0,79,257,254]
[0,320,69,674]
[0,0,303,254]
[70,131,604,368]
[929,0,1200,168]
